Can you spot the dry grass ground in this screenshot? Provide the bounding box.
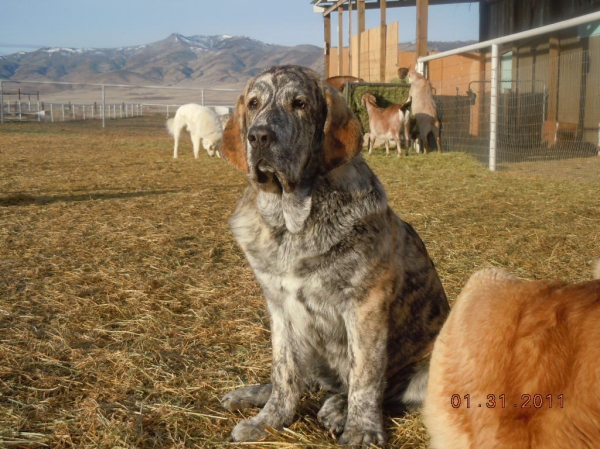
[1,116,598,448]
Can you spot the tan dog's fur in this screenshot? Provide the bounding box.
[423,264,600,449]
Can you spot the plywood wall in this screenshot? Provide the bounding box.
[330,22,399,82]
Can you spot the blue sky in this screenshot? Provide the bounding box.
[0,1,479,56]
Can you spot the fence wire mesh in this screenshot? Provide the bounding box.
[424,42,599,180]
[0,80,241,127]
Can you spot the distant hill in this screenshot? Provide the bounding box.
[0,34,325,88]
[0,35,477,89]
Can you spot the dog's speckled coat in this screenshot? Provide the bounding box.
[219,65,449,447]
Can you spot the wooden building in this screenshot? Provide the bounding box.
[477,0,600,146]
[311,0,475,81]
[312,0,600,150]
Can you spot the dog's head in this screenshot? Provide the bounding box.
[203,134,222,158]
[221,65,363,192]
[220,65,363,232]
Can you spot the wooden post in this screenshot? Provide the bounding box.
[324,14,332,78]
[348,0,353,76]
[338,6,344,75]
[479,0,490,41]
[416,0,429,61]
[542,36,560,145]
[357,0,365,79]
[470,52,487,137]
[547,36,560,122]
[380,0,387,82]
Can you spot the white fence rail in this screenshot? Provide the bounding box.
[0,80,241,126]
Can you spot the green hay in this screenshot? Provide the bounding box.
[346,84,411,133]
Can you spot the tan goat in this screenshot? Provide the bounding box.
[406,70,442,154]
[423,261,600,449]
[361,92,410,157]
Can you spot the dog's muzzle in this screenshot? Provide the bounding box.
[248,125,275,152]
[247,125,282,189]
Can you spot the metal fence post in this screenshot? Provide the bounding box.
[1,81,4,124]
[489,44,499,172]
[102,85,106,128]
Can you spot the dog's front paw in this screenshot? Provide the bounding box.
[231,417,271,442]
[317,393,347,435]
[338,425,387,448]
[221,384,272,412]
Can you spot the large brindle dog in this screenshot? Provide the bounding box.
[219,65,449,446]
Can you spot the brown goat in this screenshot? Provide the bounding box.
[406,70,442,154]
[423,261,600,449]
[361,92,410,157]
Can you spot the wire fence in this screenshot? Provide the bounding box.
[415,11,600,180]
[0,80,241,126]
[424,50,599,172]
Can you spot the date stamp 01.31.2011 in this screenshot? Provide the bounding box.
[451,394,565,409]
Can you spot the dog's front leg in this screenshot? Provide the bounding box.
[230,306,304,442]
[339,302,388,447]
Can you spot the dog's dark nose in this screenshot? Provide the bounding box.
[247,126,275,150]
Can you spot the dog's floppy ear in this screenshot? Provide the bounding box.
[322,85,363,171]
[221,95,249,172]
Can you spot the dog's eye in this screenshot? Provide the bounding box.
[248,98,259,110]
[292,99,307,110]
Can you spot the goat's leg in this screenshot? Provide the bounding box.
[385,140,390,156]
[434,122,442,153]
[419,123,430,155]
[395,132,403,158]
[401,124,410,157]
[368,134,375,155]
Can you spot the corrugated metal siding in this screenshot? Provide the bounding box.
[483,0,600,40]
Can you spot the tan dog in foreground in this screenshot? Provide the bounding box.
[423,262,600,449]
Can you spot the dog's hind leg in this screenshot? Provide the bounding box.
[173,127,180,159]
[401,359,430,412]
[221,384,272,412]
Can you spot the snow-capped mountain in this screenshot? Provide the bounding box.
[0,34,325,88]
